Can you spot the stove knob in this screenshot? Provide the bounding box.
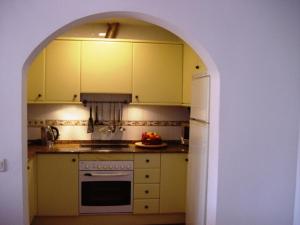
[103,165,107,169]
[85,165,89,169]
[127,165,131,169]
[97,165,102,169]
[109,165,113,169]
[121,165,125,169]
[115,165,119,169]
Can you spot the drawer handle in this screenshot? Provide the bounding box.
[145,159,150,163]
[144,205,149,209]
[145,190,149,194]
[72,158,76,162]
[145,174,150,178]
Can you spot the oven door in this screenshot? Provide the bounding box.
[79,170,133,214]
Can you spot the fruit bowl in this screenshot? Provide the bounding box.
[141,132,162,145]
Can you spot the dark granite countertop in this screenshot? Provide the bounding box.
[28,140,188,159]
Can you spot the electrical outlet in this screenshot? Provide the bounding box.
[0,159,6,172]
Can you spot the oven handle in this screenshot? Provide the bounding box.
[84,172,131,177]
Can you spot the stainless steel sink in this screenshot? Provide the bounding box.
[79,144,131,152]
[80,143,129,149]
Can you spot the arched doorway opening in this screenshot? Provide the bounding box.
[23,11,220,225]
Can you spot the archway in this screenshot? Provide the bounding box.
[23,11,220,225]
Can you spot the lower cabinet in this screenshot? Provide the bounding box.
[34,152,187,217]
[133,153,187,214]
[134,184,160,199]
[27,157,37,224]
[37,154,78,216]
[160,153,188,213]
[133,153,160,214]
[134,199,160,214]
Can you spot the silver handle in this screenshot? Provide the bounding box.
[190,118,209,124]
[84,172,130,177]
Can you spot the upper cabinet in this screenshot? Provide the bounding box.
[45,40,81,102]
[132,43,183,104]
[27,39,196,106]
[81,41,132,94]
[27,50,45,102]
[182,44,207,105]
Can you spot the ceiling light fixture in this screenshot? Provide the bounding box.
[98,32,106,37]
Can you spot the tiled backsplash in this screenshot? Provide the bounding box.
[27,104,189,141]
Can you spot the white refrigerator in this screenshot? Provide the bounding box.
[186,74,210,225]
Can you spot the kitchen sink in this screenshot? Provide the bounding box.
[79,143,130,149]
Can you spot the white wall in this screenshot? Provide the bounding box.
[294,127,300,225]
[0,1,299,225]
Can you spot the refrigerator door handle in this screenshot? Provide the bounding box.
[190,118,209,124]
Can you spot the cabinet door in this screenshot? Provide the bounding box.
[81,41,132,94]
[27,157,37,224]
[27,49,45,102]
[133,43,183,104]
[160,153,188,213]
[37,154,78,216]
[45,40,80,102]
[182,44,207,104]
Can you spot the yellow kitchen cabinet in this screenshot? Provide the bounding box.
[27,49,45,102]
[160,153,188,213]
[81,41,132,94]
[134,153,161,169]
[134,184,160,199]
[134,169,161,184]
[132,43,183,104]
[182,43,207,104]
[134,199,160,214]
[27,157,37,224]
[45,40,80,102]
[37,154,78,216]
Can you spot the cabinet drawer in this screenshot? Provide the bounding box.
[134,199,159,214]
[134,184,160,199]
[134,154,160,168]
[134,169,160,183]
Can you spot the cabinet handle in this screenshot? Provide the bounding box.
[185,158,189,162]
[27,166,30,170]
[145,190,149,194]
[144,205,149,209]
[72,158,76,162]
[145,159,150,163]
[145,174,150,178]
[73,94,78,100]
[37,94,42,98]
[135,95,139,102]
[195,65,200,69]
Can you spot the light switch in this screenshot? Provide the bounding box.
[0,159,6,172]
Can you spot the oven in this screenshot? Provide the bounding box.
[79,160,133,214]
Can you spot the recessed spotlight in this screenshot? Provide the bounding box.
[98,32,106,37]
